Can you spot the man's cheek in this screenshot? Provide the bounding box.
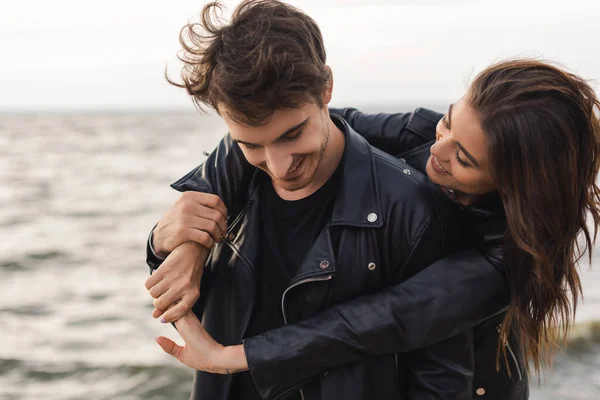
[240,150,262,167]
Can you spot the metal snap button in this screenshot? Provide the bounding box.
[319,260,330,270]
[367,213,378,223]
[476,388,485,396]
[368,262,376,271]
[403,168,411,175]
[399,158,406,163]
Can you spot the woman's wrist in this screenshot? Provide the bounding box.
[218,344,249,374]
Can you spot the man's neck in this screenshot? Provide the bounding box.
[274,117,345,201]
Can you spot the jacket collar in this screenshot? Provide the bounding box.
[328,114,383,228]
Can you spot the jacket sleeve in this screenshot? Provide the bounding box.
[329,107,442,156]
[144,133,254,271]
[146,228,165,272]
[243,249,509,400]
[391,207,472,400]
[393,210,473,400]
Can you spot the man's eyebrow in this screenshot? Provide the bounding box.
[233,118,309,147]
[274,118,310,141]
[456,142,480,168]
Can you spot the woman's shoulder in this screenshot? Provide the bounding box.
[460,193,507,273]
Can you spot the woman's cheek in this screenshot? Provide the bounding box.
[450,168,474,190]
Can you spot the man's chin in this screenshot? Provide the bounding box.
[273,177,310,192]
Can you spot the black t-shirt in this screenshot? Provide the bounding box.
[230,167,340,400]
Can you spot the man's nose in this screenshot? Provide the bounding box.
[265,147,293,179]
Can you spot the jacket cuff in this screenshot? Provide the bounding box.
[146,227,166,272]
[243,333,322,400]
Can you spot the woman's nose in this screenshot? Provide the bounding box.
[431,127,452,159]
[436,125,450,142]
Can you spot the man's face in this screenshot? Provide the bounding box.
[223,103,331,193]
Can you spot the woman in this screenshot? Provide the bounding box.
[153,59,600,399]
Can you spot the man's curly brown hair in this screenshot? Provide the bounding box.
[167,0,331,126]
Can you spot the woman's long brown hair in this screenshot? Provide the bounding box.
[469,59,600,374]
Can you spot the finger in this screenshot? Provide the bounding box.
[154,298,180,320]
[179,311,201,326]
[153,288,179,311]
[181,192,228,230]
[188,228,215,249]
[153,297,179,319]
[193,193,228,223]
[162,298,194,323]
[145,269,164,291]
[193,205,227,238]
[152,307,165,319]
[190,216,225,243]
[174,312,205,343]
[155,336,184,360]
[148,277,170,299]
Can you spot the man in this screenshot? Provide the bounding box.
[145,1,472,399]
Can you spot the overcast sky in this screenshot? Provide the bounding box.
[0,0,598,110]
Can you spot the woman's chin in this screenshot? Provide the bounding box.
[425,159,445,187]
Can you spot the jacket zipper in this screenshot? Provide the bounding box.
[497,324,523,381]
[225,206,248,236]
[218,206,253,267]
[219,236,254,278]
[281,274,333,324]
[281,274,333,400]
[506,342,523,381]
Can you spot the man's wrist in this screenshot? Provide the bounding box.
[148,229,168,260]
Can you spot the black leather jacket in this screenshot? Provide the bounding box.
[147,109,528,400]
[148,115,475,400]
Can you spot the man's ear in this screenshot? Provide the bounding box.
[322,66,333,105]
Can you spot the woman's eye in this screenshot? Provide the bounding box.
[454,149,470,168]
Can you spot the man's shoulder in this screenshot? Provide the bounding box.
[370,146,443,206]
[369,145,458,235]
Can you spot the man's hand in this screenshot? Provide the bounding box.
[145,242,210,322]
[155,312,249,374]
[152,192,228,257]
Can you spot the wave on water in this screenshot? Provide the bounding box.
[3,321,600,400]
[0,358,194,400]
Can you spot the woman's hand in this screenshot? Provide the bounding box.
[155,312,249,374]
[146,242,209,323]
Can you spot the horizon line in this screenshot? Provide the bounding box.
[0,103,449,114]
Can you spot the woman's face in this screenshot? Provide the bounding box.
[425,96,497,200]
